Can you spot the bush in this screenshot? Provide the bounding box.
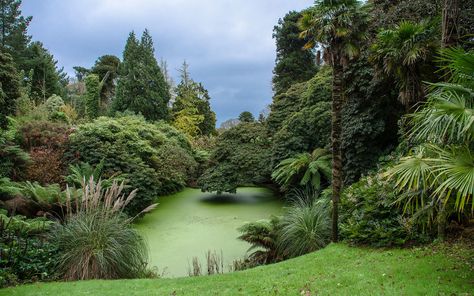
[0,211,59,288]
[18,120,71,185]
[278,197,330,258]
[51,179,153,280]
[65,115,196,216]
[0,119,30,180]
[340,173,429,247]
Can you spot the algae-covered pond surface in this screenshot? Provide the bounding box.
[134,187,283,277]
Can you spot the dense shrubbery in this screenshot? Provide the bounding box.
[340,173,429,247]
[0,210,59,288]
[66,115,196,216]
[198,122,271,193]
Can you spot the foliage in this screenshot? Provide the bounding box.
[113,30,170,121]
[65,160,120,189]
[0,120,30,179]
[272,148,331,191]
[172,62,216,137]
[272,10,316,95]
[84,74,100,119]
[90,55,120,110]
[270,67,332,166]
[51,179,152,280]
[198,122,271,193]
[0,211,59,288]
[340,173,428,247]
[385,49,474,220]
[370,20,439,108]
[238,111,254,123]
[18,120,71,185]
[237,216,282,266]
[278,197,330,258]
[0,51,20,129]
[65,115,196,216]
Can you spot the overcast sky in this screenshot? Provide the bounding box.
[21,0,314,124]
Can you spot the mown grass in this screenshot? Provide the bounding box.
[2,243,472,296]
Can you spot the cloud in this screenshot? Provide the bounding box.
[21,0,314,123]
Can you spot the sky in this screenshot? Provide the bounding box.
[21,0,314,125]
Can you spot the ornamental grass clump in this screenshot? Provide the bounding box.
[52,177,156,280]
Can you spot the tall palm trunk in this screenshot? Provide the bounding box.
[331,62,344,242]
[442,0,459,48]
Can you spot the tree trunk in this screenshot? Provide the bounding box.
[442,0,460,48]
[437,199,447,241]
[331,62,344,243]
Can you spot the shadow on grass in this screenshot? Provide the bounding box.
[199,193,274,205]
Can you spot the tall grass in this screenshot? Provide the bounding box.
[52,177,156,280]
[278,194,330,258]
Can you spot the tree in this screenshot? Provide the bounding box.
[272,148,331,192]
[0,50,20,129]
[272,11,316,95]
[370,20,439,109]
[84,74,100,119]
[299,0,368,242]
[238,111,254,123]
[385,48,474,240]
[91,55,120,109]
[172,61,216,136]
[113,30,170,121]
[442,0,460,48]
[199,122,272,193]
[23,41,66,102]
[0,0,31,64]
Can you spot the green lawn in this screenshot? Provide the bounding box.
[2,243,472,296]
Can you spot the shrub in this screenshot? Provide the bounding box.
[18,120,72,185]
[0,120,30,179]
[51,179,154,280]
[66,115,196,216]
[340,173,429,247]
[278,197,330,258]
[0,210,59,288]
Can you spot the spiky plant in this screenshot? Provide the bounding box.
[52,178,156,280]
[278,197,330,258]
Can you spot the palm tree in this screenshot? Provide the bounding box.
[385,48,474,240]
[442,0,460,48]
[272,148,331,192]
[299,0,367,242]
[370,20,439,109]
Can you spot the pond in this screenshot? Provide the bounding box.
[134,187,283,278]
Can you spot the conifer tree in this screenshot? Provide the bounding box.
[114,30,170,121]
[84,74,100,119]
[0,50,20,129]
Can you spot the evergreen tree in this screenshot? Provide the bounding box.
[272,11,316,96]
[172,61,216,136]
[22,41,66,102]
[91,55,120,109]
[0,0,31,65]
[238,111,255,123]
[113,30,170,121]
[0,50,20,129]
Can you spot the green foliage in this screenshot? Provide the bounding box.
[113,30,170,121]
[237,216,282,266]
[65,115,196,216]
[52,179,151,280]
[198,122,271,193]
[340,174,427,247]
[172,62,216,137]
[238,111,254,123]
[370,20,439,107]
[278,198,330,258]
[0,51,20,129]
[270,67,332,166]
[0,212,59,288]
[91,55,120,110]
[84,74,100,119]
[272,148,331,191]
[0,119,29,179]
[272,10,317,95]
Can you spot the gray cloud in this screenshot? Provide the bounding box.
[22,0,313,123]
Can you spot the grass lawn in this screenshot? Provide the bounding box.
[2,243,472,296]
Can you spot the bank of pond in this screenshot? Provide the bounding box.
[134,187,283,277]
